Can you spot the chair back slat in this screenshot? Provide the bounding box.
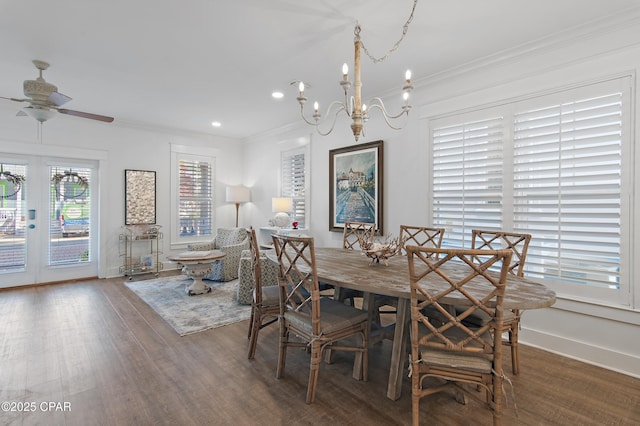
[272,234,320,333]
[343,222,376,250]
[471,229,531,276]
[399,225,445,256]
[247,227,263,305]
[407,247,512,355]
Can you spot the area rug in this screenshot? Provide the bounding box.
[125,275,250,336]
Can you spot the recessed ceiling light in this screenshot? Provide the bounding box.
[211,121,221,127]
[272,91,284,99]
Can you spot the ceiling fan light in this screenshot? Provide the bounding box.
[24,107,56,123]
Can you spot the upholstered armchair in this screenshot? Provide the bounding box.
[237,248,279,305]
[188,227,249,282]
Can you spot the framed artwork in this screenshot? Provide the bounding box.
[329,140,383,233]
[124,169,156,225]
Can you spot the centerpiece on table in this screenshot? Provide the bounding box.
[358,233,403,266]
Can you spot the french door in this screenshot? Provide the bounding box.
[0,154,98,288]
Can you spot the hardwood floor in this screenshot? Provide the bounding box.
[1,275,639,425]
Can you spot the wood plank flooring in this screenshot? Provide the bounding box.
[1,274,639,425]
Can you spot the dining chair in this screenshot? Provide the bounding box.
[333,221,377,305]
[247,226,280,360]
[463,229,532,375]
[372,225,445,331]
[343,221,377,249]
[399,225,445,256]
[271,233,369,404]
[406,246,513,426]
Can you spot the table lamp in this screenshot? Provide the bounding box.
[226,185,250,227]
[272,197,293,228]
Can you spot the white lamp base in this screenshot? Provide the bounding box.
[273,212,290,228]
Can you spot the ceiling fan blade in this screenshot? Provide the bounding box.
[0,96,29,103]
[57,108,114,123]
[16,110,27,117]
[48,91,72,106]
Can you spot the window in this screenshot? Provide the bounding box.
[433,117,504,248]
[50,166,92,265]
[281,147,308,228]
[430,77,631,306]
[171,146,216,245]
[513,92,623,292]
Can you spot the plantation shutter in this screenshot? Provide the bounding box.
[178,157,213,237]
[432,117,504,247]
[513,92,622,289]
[281,149,306,228]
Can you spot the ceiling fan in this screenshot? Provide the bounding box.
[0,60,114,123]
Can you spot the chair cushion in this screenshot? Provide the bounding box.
[457,307,516,327]
[419,323,494,373]
[284,298,368,335]
[421,348,493,374]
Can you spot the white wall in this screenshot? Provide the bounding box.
[0,112,244,279]
[241,20,640,377]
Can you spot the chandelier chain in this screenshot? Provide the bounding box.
[356,0,418,64]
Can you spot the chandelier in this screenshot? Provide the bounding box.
[295,0,417,141]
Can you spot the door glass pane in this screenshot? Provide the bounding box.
[0,163,26,271]
[50,166,91,265]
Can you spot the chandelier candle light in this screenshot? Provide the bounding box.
[295,0,417,141]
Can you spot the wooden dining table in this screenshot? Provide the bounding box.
[311,247,557,401]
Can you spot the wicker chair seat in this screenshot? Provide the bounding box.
[458,307,516,327]
[284,298,369,335]
[418,324,495,373]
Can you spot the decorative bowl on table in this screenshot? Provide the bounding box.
[360,235,402,266]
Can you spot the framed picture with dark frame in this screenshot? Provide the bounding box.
[124,169,157,225]
[329,140,383,233]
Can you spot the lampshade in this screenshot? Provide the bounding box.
[226,185,250,203]
[272,197,293,213]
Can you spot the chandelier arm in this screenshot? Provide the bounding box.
[313,107,344,136]
[300,101,347,136]
[298,106,318,126]
[368,98,410,120]
[366,101,410,130]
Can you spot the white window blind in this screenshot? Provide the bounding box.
[513,92,622,290]
[178,157,213,237]
[432,117,504,248]
[430,76,630,305]
[281,149,306,228]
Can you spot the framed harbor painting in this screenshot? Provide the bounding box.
[124,169,156,225]
[329,140,383,233]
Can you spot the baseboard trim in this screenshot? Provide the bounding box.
[521,328,640,379]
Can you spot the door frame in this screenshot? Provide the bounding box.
[0,141,107,287]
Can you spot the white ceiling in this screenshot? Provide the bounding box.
[1,0,638,139]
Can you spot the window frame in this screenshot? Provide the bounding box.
[428,75,633,307]
[170,145,216,247]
